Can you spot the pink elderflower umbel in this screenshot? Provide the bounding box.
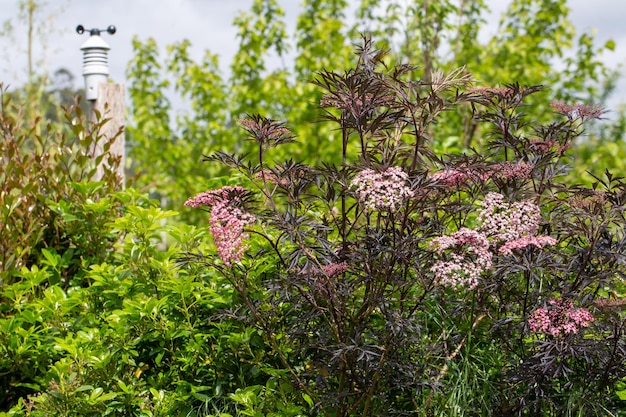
[528,138,571,156]
[477,192,540,241]
[254,169,290,188]
[320,92,394,115]
[321,262,350,278]
[477,192,557,254]
[185,186,256,267]
[350,167,414,212]
[490,162,534,181]
[550,101,606,122]
[238,115,294,147]
[431,169,469,188]
[499,235,558,256]
[431,168,489,189]
[528,298,594,337]
[430,228,492,289]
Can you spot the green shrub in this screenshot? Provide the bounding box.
[0,83,128,409]
[2,193,298,415]
[1,82,300,416]
[0,85,124,287]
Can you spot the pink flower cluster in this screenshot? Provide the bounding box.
[238,116,293,146]
[477,192,557,255]
[528,298,594,337]
[431,162,533,189]
[321,262,350,277]
[430,228,492,289]
[254,169,290,188]
[570,191,607,212]
[550,101,606,122]
[185,186,256,267]
[477,193,540,241]
[320,92,395,116]
[528,138,571,155]
[350,167,414,212]
[431,169,489,188]
[499,235,557,256]
[490,162,534,181]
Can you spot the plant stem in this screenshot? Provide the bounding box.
[424,312,486,411]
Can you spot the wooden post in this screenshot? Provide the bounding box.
[92,82,125,183]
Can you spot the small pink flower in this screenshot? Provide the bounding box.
[430,228,492,289]
[254,169,290,188]
[350,167,414,212]
[431,169,470,188]
[528,138,571,155]
[209,203,256,267]
[321,262,350,277]
[477,192,558,256]
[490,162,534,181]
[499,235,557,255]
[528,298,594,337]
[185,186,256,267]
[477,193,541,242]
[528,307,550,334]
[550,101,606,122]
[238,115,293,147]
[431,168,489,188]
[320,92,395,116]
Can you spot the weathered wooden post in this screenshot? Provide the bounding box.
[77,24,125,183]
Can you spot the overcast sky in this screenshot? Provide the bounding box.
[0,0,624,108]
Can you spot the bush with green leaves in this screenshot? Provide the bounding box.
[0,83,128,409]
[2,198,305,416]
[0,84,124,286]
[0,82,300,416]
[181,40,626,416]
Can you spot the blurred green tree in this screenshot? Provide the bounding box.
[125,0,623,215]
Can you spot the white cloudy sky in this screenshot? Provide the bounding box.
[0,0,624,107]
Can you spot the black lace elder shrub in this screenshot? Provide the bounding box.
[181,39,626,416]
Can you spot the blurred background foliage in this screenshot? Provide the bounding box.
[1,0,624,214]
[122,0,625,217]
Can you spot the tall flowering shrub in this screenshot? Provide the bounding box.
[183,39,626,416]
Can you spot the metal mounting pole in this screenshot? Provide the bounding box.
[77,24,125,184]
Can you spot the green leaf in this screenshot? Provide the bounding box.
[117,380,132,394]
[40,248,59,268]
[302,393,314,408]
[89,387,104,401]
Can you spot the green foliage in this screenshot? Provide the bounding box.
[0,85,123,285]
[1,194,298,415]
[0,84,299,412]
[125,0,624,218]
[2,1,626,416]
[230,0,289,118]
[576,108,626,182]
